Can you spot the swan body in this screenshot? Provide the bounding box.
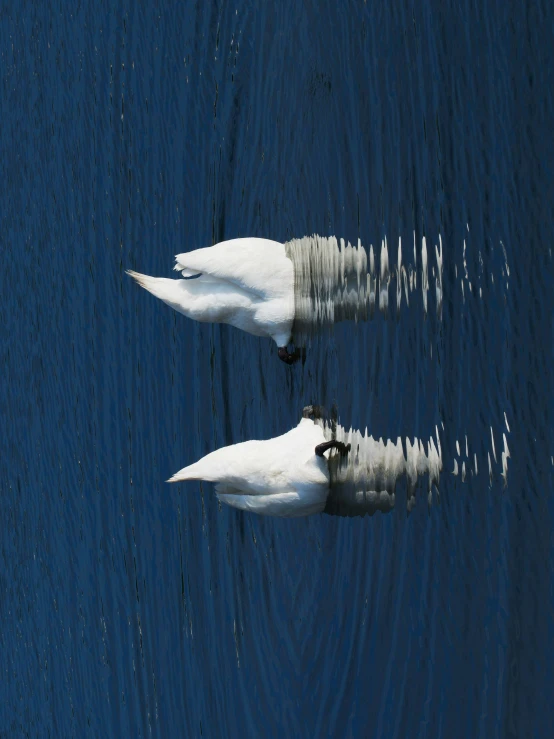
[127,238,294,348]
[168,418,331,517]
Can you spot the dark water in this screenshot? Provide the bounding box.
[2,1,553,736]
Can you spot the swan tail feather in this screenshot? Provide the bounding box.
[126,269,164,297]
[167,461,204,483]
[126,270,187,305]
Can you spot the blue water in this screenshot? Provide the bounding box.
[2,1,553,736]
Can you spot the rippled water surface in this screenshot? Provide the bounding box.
[2,1,553,736]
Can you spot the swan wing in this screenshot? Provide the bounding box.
[174,238,292,299]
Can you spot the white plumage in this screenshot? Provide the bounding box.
[127,237,294,348]
[168,418,331,517]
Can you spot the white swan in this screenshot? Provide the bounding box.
[127,238,297,362]
[167,409,450,518]
[168,417,350,517]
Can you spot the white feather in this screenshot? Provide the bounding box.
[128,238,294,347]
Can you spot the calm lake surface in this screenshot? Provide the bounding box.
[2,1,553,736]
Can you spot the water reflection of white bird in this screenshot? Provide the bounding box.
[168,408,447,518]
[128,234,445,363]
